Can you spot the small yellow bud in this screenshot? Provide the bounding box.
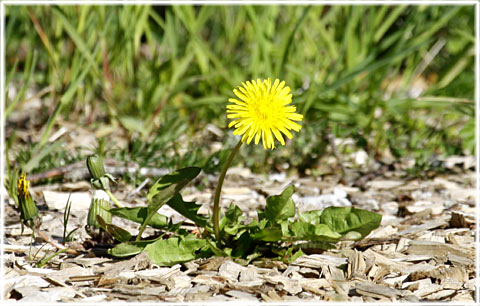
[17,174,39,228]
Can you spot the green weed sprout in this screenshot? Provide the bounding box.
[86,154,123,208]
[86,154,115,240]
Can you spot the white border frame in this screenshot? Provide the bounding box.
[1,1,478,305]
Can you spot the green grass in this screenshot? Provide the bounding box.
[4,5,475,178]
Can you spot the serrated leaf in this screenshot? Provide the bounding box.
[166,193,207,227]
[219,203,244,236]
[110,207,168,228]
[265,185,296,223]
[147,167,201,204]
[284,247,306,264]
[144,235,206,266]
[96,215,132,242]
[319,207,382,239]
[251,226,283,242]
[138,167,201,239]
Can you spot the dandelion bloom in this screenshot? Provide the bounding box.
[227,78,303,150]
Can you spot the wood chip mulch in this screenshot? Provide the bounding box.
[3,155,476,303]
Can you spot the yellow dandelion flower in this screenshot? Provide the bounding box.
[17,174,30,198]
[16,174,39,227]
[227,78,303,150]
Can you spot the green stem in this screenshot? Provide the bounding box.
[213,140,243,242]
[136,222,147,242]
[36,248,70,268]
[105,189,123,208]
[135,212,153,242]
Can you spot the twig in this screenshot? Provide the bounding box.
[34,229,79,255]
[27,161,84,183]
[127,178,150,199]
[27,160,169,183]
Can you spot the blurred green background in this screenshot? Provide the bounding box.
[5,5,475,180]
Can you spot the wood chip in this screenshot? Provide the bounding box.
[5,161,475,302]
[407,240,473,258]
[355,282,401,299]
[218,260,243,282]
[292,254,347,268]
[398,217,449,235]
[225,290,257,300]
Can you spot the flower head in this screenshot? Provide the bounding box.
[17,174,30,198]
[17,174,39,228]
[227,78,303,150]
[86,154,116,190]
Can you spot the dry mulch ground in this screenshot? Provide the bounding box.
[3,155,476,303]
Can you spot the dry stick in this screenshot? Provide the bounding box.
[27,161,169,183]
[127,178,150,199]
[34,229,79,255]
[27,161,84,183]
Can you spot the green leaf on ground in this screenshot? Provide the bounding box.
[144,235,207,266]
[110,207,168,228]
[290,222,342,242]
[96,215,132,242]
[108,240,157,257]
[319,207,382,239]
